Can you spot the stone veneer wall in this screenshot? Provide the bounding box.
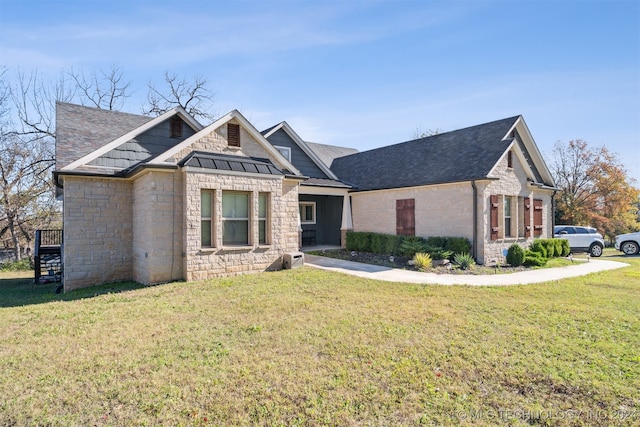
[183,171,300,281]
[62,176,133,291]
[476,152,554,265]
[132,170,184,284]
[350,182,474,240]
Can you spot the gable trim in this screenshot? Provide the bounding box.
[504,116,555,186]
[61,107,203,171]
[150,110,302,176]
[263,121,339,180]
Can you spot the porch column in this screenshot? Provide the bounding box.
[340,194,353,248]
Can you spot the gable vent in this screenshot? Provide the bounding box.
[228,123,241,147]
[170,116,182,138]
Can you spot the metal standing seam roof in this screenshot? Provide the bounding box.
[330,116,521,191]
[180,152,285,176]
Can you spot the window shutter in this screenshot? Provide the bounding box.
[228,123,240,147]
[396,199,415,236]
[490,195,499,241]
[524,198,531,238]
[533,199,543,237]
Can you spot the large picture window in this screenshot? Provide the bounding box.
[222,192,249,245]
[201,190,213,247]
[299,202,316,224]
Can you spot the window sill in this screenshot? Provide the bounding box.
[220,245,252,252]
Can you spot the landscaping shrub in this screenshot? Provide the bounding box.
[370,233,384,254]
[541,238,555,258]
[523,250,548,267]
[413,252,432,271]
[559,239,570,257]
[554,239,564,257]
[399,236,427,258]
[0,258,33,272]
[529,240,547,258]
[346,231,371,252]
[453,253,475,270]
[445,237,472,257]
[506,244,525,267]
[425,246,453,260]
[425,236,448,249]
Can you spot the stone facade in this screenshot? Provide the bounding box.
[61,118,301,291]
[477,151,554,265]
[62,176,134,291]
[183,171,300,281]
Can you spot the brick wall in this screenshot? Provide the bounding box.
[350,182,474,239]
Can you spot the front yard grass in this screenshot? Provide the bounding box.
[1,253,638,425]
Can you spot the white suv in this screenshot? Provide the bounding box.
[614,231,640,255]
[554,225,605,257]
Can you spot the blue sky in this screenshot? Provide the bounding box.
[1,0,639,182]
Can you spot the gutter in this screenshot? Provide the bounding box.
[471,180,478,260]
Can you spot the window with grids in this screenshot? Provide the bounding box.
[201,190,214,247]
[222,191,249,245]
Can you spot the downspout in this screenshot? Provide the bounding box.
[471,180,478,260]
[551,190,557,236]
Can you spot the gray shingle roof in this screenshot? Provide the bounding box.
[306,141,359,168]
[55,102,153,169]
[330,116,520,191]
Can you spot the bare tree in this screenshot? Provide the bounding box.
[412,126,442,139]
[143,71,215,122]
[0,69,59,261]
[68,65,132,110]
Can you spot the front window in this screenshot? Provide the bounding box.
[222,191,249,245]
[504,196,512,237]
[259,193,269,245]
[201,190,213,247]
[274,146,291,161]
[299,202,316,224]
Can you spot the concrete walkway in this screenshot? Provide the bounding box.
[304,254,629,286]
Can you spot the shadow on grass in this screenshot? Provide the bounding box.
[0,273,153,308]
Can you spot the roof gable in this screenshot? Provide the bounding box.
[58,103,203,172]
[331,116,524,191]
[150,110,302,176]
[56,102,153,170]
[262,121,339,180]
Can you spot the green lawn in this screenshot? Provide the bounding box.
[1,253,639,426]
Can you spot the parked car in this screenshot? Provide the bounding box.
[614,231,640,255]
[553,225,605,257]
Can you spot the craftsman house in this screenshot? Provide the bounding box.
[54,102,306,291]
[53,102,555,291]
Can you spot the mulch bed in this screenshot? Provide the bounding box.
[308,249,529,275]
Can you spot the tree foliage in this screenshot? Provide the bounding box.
[551,140,639,240]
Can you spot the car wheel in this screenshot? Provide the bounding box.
[621,241,640,256]
[589,243,603,257]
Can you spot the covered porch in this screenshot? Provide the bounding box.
[298,180,352,249]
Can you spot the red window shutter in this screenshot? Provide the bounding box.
[533,199,543,236]
[524,198,531,238]
[228,123,240,147]
[490,195,499,240]
[396,199,415,236]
